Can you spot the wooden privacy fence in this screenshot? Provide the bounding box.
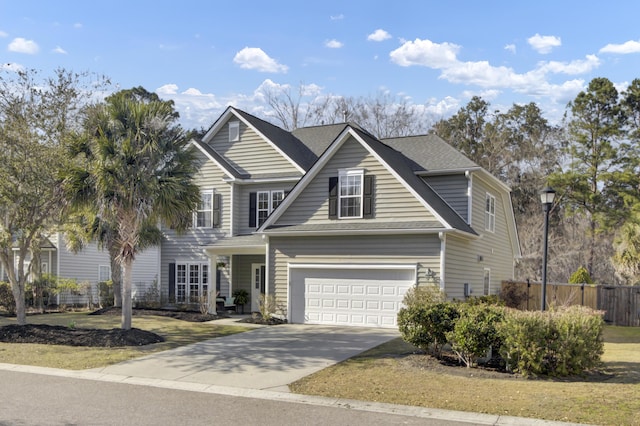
[501,280,640,327]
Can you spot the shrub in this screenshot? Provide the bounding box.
[498,306,604,377]
[98,280,114,308]
[0,281,15,315]
[398,301,459,357]
[569,266,594,284]
[447,303,505,367]
[500,281,529,308]
[402,285,445,307]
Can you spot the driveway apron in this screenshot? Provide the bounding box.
[92,324,399,392]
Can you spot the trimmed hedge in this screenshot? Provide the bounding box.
[498,306,604,377]
[447,303,504,367]
[397,289,604,377]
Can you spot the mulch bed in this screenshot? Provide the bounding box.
[89,306,224,322]
[0,324,164,347]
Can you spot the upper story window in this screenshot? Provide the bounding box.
[229,121,239,142]
[256,190,284,227]
[339,169,364,218]
[194,190,221,228]
[328,170,374,220]
[485,193,496,233]
[196,190,213,227]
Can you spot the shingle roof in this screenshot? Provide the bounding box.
[382,134,478,172]
[291,123,352,158]
[191,139,248,179]
[233,109,318,171]
[265,221,446,233]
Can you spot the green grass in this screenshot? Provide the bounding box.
[290,326,640,426]
[0,311,250,369]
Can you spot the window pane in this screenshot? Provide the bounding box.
[339,173,363,218]
[272,191,284,210]
[196,192,213,227]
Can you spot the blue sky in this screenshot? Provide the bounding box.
[3,1,640,130]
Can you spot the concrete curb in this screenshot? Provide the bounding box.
[0,363,589,426]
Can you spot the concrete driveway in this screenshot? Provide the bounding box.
[91,324,399,392]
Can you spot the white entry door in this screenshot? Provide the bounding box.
[251,263,265,312]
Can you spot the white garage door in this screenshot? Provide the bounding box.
[289,266,415,328]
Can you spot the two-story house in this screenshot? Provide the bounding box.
[159,106,520,328]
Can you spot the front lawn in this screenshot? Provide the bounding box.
[0,311,250,369]
[290,326,640,426]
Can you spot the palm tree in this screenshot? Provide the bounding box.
[64,89,199,329]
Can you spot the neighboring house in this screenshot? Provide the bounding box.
[0,234,159,306]
[159,106,520,328]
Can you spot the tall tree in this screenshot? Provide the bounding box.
[64,89,199,329]
[550,77,625,278]
[0,68,107,324]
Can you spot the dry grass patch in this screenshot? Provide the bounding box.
[290,326,640,426]
[0,312,250,369]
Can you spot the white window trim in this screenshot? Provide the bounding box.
[98,265,111,282]
[485,193,496,233]
[195,190,214,228]
[229,121,239,142]
[256,190,285,227]
[483,268,491,296]
[338,169,364,219]
[175,261,210,304]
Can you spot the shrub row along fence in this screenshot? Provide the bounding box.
[502,280,640,327]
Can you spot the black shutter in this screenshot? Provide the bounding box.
[168,263,176,302]
[328,177,338,219]
[212,193,221,228]
[363,175,374,218]
[249,192,257,227]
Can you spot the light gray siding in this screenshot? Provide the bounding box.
[276,136,435,226]
[269,234,441,310]
[160,152,230,299]
[208,118,300,176]
[234,182,297,236]
[423,174,469,222]
[442,174,515,299]
[57,236,158,286]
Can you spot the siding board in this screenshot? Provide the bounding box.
[276,136,435,226]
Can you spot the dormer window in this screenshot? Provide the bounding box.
[229,121,239,142]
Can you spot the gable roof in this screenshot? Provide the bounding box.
[190,138,248,179]
[260,126,476,237]
[382,134,479,173]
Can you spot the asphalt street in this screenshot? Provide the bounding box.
[0,369,480,426]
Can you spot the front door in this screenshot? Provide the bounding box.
[251,263,265,312]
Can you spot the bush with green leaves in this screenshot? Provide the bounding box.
[498,306,604,377]
[0,281,15,315]
[398,301,459,357]
[446,303,505,367]
[569,266,594,284]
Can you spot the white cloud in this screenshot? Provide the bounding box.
[527,33,561,54]
[504,44,516,54]
[536,54,600,75]
[233,47,288,73]
[600,39,640,54]
[53,46,67,54]
[330,14,344,21]
[0,31,8,38]
[390,38,460,68]
[0,63,24,72]
[8,37,39,54]
[325,39,343,49]
[367,29,391,42]
[74,23,82,29]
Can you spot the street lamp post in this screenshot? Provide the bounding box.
[540,186,556,312]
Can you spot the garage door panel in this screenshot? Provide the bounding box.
[290,267,414,328]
